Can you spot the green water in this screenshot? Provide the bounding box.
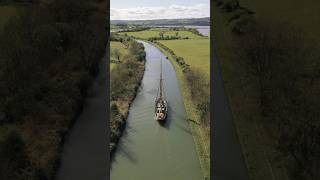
[111,41,203,180]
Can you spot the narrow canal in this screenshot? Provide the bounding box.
[111,41,203,180]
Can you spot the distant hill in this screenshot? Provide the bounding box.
[111,17,210,26]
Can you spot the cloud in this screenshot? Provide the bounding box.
[110,4,209,20]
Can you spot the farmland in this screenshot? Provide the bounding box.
[120,29,205,39]
[159,38,210,80]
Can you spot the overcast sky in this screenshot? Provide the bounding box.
[110,0,210,20]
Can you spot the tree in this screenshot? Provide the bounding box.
[175,32,179,37]
[113,49,121,62]
[159,31,164,39]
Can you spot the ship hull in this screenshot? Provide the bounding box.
[155,99,167,121]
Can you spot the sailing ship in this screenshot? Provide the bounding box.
[154,59,167,121]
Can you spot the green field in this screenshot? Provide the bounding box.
[159,39,210,80]
[120,29,204,39]
[0,5,18,31]
[110,41,128,71]
[124,28,210,79]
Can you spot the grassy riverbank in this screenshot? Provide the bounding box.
[110,37,146,155]
[213,0,320,179]
[123,27,210,179]
[0,1,107,179]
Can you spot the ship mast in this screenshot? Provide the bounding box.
[159,59,163,99]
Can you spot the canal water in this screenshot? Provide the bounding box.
[111,41,203,180]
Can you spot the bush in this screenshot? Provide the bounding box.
[185,69,210,124]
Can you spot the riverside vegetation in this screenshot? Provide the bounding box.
[213,0,320,179]
[110,34,146,155]
[117,26,210,179]
[0,0,107,179]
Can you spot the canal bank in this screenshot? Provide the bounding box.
[111,41,203,180]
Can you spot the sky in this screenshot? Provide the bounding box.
[110,0,210,20]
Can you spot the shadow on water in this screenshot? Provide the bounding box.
[111,141,137,168]
[158,120,167,128]
[157,103,191,136]
[111,120,137,164]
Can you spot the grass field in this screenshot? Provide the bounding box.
[0,5,18,31]
[159,39,210,80]
[110,41,128,71]
[120,29,205,39]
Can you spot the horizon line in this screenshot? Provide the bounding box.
[110,17,210,21]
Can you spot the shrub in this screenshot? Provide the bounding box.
[185,69,210,124]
